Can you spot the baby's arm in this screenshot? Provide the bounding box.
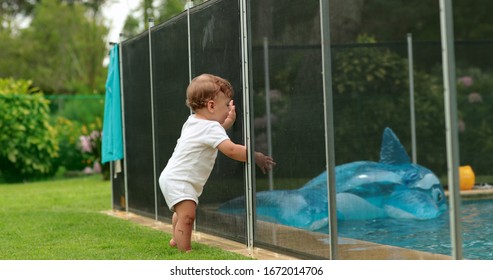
[217,140,276,174]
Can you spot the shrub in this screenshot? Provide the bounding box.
[456,68,493,175]
[0,78,58,182]
[52,116,86,172]
[331,36,415,162]
[79,118,104,174]
[331,36,446,173]
[53,95,105,125]
[51,116,109,180]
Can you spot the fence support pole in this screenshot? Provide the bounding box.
[186,3,193,83]
[407,33,417,164]
[263,37,274,191]
[147,18,159,220]
[320,0,338,260]
[240,0,254,253]
[118,33,129,214]
[439,0,463,260]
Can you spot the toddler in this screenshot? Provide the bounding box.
[159,74,275,251]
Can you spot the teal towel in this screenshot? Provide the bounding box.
[101,44,124,163]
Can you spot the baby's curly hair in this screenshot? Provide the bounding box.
[186,74,234,111]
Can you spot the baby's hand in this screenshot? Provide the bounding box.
[255,152,276,174]
[227,100,236,122]
[222,100,236,129]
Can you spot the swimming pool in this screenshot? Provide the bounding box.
[335,199,493,259]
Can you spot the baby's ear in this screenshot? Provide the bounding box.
[207,100,215,111]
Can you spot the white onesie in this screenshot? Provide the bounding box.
[159,115,230,211]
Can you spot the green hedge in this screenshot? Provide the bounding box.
[0,78,58,182]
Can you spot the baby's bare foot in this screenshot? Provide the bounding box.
[169,239,177,247]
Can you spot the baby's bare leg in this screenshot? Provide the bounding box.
[169,212,178,247]
[173,200,196,252]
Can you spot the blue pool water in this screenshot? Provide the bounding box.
[333,199,493,259]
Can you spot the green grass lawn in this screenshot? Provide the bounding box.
[0,176,250,260]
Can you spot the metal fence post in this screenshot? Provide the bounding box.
[320,0,338,260]
[240,0,255,252]
[119,33,129,214]
[407,33,417,164]
[439,0,463,260]
[147,18,159,221]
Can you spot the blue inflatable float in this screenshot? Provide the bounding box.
[219,128,448,231]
